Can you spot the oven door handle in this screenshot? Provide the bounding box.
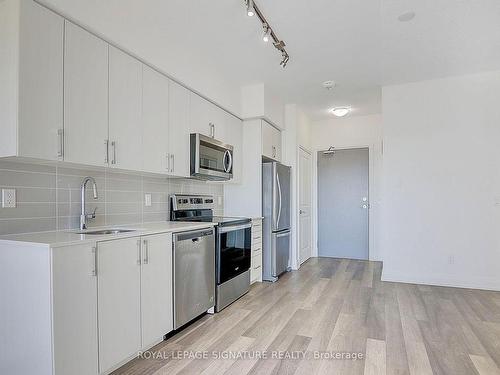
[218,223,252,233]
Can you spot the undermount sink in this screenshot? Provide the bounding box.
[76,229,136,235]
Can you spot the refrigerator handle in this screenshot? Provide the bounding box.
[277,172,282,227]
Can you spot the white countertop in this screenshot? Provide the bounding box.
[0,221,215,248]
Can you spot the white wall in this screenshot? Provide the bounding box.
[310,114,383,261]
[381,70,500,290]
[224,119,262,218]
[241,83,285,128]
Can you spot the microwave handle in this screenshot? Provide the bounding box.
[223,150,233,173]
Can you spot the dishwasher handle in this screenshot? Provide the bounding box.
[174,228,214,242]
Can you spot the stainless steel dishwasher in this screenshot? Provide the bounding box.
[173,228,215,329]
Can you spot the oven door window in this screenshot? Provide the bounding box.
[218,227,251,284]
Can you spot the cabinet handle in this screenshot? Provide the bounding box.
[57,129,64,158]
[137,239,142,265]
[170,154,175,173]
[92,246,97,276]
[104,139,109,164]
[209,123,215,138]
[143,239,149,264]
[166,153,170,171]
[111,141,116,165]
[272,146,276,158]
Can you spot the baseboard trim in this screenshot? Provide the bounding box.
[381,270,500,292]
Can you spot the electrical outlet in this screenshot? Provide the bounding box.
[144,193,152,207]
[2,188,16,208]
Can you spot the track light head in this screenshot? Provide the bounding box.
[246,0,255,16]
[262,24,270,42]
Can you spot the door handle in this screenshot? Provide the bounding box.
[143,239,149,264]
[137,239,142,265]
[104,139,109,164]
[209,123,215,138]
[57,129,64,158]
[277,173,282,225]
[91,246,97,276]
[111,141,117,165]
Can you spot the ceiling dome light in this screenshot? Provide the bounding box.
[398,11,415,22]
[246,0,255,17]
[323,80,336,90]
[331,107,350,117]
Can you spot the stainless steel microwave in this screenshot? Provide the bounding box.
[190,133,233,181]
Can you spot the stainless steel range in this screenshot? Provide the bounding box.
[170,194,252,311]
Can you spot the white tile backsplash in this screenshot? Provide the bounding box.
[0,160,224,235]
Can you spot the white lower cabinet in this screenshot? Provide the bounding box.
[52,244,98,375]
[97,233,173,374]
[250,219,263,283]
[98,237,142,374]
[140,233,173,349]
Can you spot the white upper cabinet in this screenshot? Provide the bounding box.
[109,47,143,171]
[17,0,64,161]
[261,120,282,161]
[189,93,226,141]
[168,80,191,178]
[64,21,109,167]
[142,65,170,174]
[224,113,243,184]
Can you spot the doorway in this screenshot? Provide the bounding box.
[317,148,369,260]
[298,147,312,265]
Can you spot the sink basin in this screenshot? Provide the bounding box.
[76,229,136,235]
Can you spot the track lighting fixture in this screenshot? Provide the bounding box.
[246,0,255,17]
[242,0,290,67]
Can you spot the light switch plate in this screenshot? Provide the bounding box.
[2,188,16,208]
[144,193,152,207]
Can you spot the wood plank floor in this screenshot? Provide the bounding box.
[113,258,500,375]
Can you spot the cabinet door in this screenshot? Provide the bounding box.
[64,22,109,167]
[18,0,64,161]
[109,47,143,171]
[224,113,243,184]
[272,125,282,162]
[261,121,281,161]
[142,66,169,174]
[52,244,98,375]
[189,93,226,141]
[168,80,190,177]
[98,238,141,374]
[141,233,173,349]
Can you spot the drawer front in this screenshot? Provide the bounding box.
[251,245,262,257]
[251,265,262,283]
[251,253,262,269]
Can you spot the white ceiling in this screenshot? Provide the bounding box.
[40,0,500,121]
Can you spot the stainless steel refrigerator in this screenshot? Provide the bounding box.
[262,161,291,282]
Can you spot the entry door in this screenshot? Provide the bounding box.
[318,148,369,259]
[298,148,312,265]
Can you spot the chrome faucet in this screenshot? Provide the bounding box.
[80,176,98,230]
